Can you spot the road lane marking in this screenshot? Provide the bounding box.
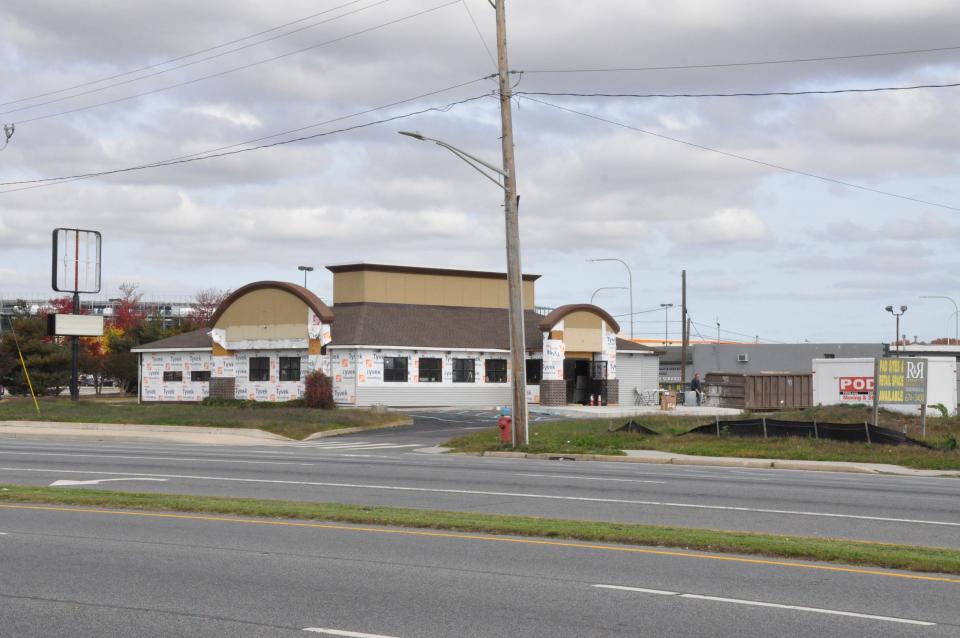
[0,450,312,466]
[50,478,169,487]
[593,585,937,626]
[515,473,666,484]
[595,584,677,595]
[2,503,958,584]
[2,466,957,529]
[303,628,399,637]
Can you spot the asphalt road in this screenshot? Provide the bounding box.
[1,503,957,637]
[0,409,958,548]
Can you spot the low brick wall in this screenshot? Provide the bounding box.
[209,377,235,400]
[606,379,619,405]
[540,379,567,406]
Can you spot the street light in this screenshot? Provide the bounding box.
[298,265,314,289]
[398,130,528,447]
[920,295,959,345]
[587,258,633,339]
[885,305,907,355]
[660,303,674,345]
[590,286,627,305]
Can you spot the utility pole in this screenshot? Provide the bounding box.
[680,270,688,389]
[494,0,527,446]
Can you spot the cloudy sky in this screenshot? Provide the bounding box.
[2,0,959,343]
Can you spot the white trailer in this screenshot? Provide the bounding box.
[812,357,958,416]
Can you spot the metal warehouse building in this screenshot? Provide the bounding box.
[132,263,657,407]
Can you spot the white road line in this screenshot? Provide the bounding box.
[515,473,666,484]
[303,628,399,637]
[594,584,677,596]
[593,585,937,626]
[0,532,7,535]
[297,444,422,450]
[3,466,958,528]
[0,450,312,466]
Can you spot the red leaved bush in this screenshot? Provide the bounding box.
[304,370,334,409]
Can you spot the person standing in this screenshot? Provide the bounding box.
[690,372,703,406]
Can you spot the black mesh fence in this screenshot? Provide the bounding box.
[682,418,930,448]
[616,420,660,435]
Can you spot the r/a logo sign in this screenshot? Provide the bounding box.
[907,361,925,379]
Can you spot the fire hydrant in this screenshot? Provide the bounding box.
[497,406,512,444]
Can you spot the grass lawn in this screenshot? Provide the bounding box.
[0,397,407,440]
[2,485,958,576]
[446,405,960,470]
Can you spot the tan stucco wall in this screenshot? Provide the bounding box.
[214,288,308,341]
[563,311,603,352]
[333,270,535,309]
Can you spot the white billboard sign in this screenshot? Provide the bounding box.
[50,314,104,337]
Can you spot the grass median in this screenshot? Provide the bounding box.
[1,484,958,577]
[0,397,407,440]
[446,405,960,470]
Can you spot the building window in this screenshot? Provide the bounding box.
[485,359,507,383]
[384,356,408,382]
[453,358,475,383]
[162,371,182,382]
[526,359,542,384]
[279,357,301,382]
[249,357,270,382]
[419,357,442,383]
[190,371,211,382]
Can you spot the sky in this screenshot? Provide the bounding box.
[1,0,959,344]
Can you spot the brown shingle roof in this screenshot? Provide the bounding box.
[331,302,544,351]
[131,329,212,352]
[616,338,655,352]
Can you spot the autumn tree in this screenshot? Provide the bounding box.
[188,288,231,327]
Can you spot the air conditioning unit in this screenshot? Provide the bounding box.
[737,353,749,363]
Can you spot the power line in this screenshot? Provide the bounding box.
[520,95,960,212]
[8,0,462,125]
[513,43,960,74]
[0,86,492,192]
[516,80,960,99]
[460,0,497,71]
[0,0,375,109]
[690,320,786,344]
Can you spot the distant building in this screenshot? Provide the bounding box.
[131,264,657,407]
[656,342,885,389]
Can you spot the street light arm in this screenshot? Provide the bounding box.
[398,131,507,190]
[590,286,627,305]
[587,257,634,339]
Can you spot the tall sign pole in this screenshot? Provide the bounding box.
[494,0,527,446]
[680,270,688,390]
[52,228,102,402]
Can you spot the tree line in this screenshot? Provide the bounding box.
[0,285,229,397]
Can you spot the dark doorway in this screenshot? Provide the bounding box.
[564,359,591,404]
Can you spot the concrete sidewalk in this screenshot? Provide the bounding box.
[0,420,290,446]
[479,448,960,477]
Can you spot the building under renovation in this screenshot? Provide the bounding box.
[132,263,657,407]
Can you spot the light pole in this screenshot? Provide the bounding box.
[298,265,314,289]
[885,305,907,355]
[590,286,627,306]
[660,303,674,345]
[920,295,959,345]
[398,130,528,447]
[587,258,633,339]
